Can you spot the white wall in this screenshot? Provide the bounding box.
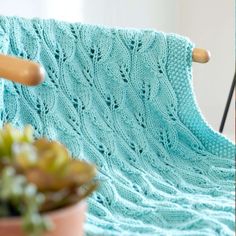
[177,0,235,141]
[0,0,83,21]
[0,0,234,141]
[79,0,179,32]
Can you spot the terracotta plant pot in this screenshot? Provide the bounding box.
[0,201,87,236]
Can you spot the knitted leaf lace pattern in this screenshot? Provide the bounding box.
[0,16,235,236]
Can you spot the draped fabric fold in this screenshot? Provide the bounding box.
[0,16,235,235]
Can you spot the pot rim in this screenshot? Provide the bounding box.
[0,200,86,225]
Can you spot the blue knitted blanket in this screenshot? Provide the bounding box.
[0,16,235,236]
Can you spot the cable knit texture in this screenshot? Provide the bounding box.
[0,16,235,236]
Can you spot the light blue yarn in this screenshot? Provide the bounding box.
[0,16,235,236]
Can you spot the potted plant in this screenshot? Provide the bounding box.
[0,124,97,236]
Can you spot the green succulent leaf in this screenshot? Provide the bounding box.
[0,124,97,236]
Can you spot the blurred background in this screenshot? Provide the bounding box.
[0,0,234,141]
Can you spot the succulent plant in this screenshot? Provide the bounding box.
[0,124,97,235]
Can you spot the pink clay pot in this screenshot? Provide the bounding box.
[0,201,87,236]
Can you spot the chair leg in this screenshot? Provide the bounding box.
[219,70,236,133]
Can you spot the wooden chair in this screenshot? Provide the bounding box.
[0,48,210,86]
